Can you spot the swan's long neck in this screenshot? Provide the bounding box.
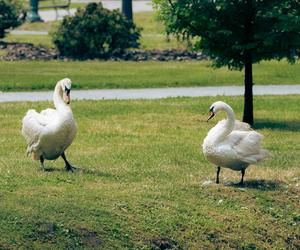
[206,104,235,145]
[224,104,235,134]
[53,83,70,113]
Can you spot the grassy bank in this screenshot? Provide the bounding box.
[0,96,299,249]
[0,60,299,91]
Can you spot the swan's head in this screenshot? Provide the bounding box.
[59,78,72,104]
[207,101,230,122]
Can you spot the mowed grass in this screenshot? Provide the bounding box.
[6,12,185,50]
[0,60,299,92]
[0,96,299,249]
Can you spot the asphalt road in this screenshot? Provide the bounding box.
[1,85,300,103]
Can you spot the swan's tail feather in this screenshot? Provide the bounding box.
[257,149,270,161]
[242,149,270,165]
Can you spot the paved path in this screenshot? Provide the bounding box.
[10,1,153,35]
[1,85,300,103]
[10,30,49,35]
[39,0,152,22]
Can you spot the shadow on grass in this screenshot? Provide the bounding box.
[227,179,283,191]
[80,168,118,179]
[254,119,300,131]
[43,167,56,172]
[43,166,118,179]
[43,166,80,173]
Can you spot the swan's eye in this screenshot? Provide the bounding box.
[65,86,71,95]
[209,106,214,113]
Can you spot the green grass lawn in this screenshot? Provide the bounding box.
[0,95,299,249]
[6,12,186,50]
[0,60,299,91]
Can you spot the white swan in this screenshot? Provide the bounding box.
[22,78,77,171]
[202,101,269,184]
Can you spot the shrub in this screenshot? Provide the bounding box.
[0,0,24,38]
[52,3,141,58]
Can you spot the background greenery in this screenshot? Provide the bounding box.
[5,12,188,50]
[0,96,299,249]
[1,10,298,92]
[52,3,141,58]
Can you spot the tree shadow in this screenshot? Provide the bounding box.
[226,179,283,191]
[254,119,300,132]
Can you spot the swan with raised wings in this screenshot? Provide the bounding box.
[202,101,269,184]
[22,78,77,171]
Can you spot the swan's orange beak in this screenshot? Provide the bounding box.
[64,93,70,104]
[207,111,215,122]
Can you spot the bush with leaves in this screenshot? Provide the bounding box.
[0,0,24,38]
[52,3,141,58]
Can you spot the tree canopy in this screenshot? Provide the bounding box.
[0,0,24,38]
[154,0,300,124]
[154,0,299,69]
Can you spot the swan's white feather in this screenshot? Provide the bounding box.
[22,79,77,161]
[203,102,269,171]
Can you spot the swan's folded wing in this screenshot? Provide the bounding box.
[234,120,251,131]
[222,131,245,147]
[233,131,269,164]
[40,108,56,117]
[213,119,251,131]
[21,109,49,152]
[39,108,57,125]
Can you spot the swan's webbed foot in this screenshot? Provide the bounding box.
[239,169,245,185]
[65,164,76,172]
[61,152,75,172]
[216,166,221,184]
[40,156,45,171]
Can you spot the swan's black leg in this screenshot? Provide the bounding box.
[61,152,76,172]
[40,155,45,170]
[216,166,221,184]
[240,169,245,185]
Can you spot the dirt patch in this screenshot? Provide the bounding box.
[0,243,11,250]
[150,237,183,250]
[285,234,300,249]
[77,228,103,248]
[206,230,240,249]
[36,222,56,237]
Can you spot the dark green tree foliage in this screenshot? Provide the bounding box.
[0,0,23,38]
[154,0,300,125]
[53,3,141,58]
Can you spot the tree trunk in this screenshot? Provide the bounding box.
[122,0,133,20]
[243,51,254,126]
[243,0,254,126]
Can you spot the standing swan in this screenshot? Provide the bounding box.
[203,101,269,184]
[22,78,77,171]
